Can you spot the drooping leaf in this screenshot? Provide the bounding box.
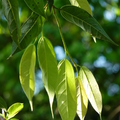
[9,13,42,58]
[7,103,23,120]
[37,36,58,118]
[24,0,45,17]
[56,60,77,120]
[69,0,92,16]
[0,96,7,110]
[48,0,54,11]
[79,66,102,117]
[2,0,20,45]
[76,77,88,120]
[60,5,117,45]
[19,45,36,111]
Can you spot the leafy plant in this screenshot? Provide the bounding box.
[0,96,23,120]
[1,0,117,120]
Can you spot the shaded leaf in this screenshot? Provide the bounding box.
[60,5,117,45]
[76,77,88,120]
[19,45,36,111]
[79,66,102,117]
[37,36,58,118]
[0,96,7,110]
[56,60,77,120]
[2,0,20,45]
[48,0,54,11]
[24,0,45,17]
[69,0,92,16]
[7,103,23,120]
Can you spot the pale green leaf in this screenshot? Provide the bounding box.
[7,103,23,120]
[76,77,88,120]
[37,36,58,118]
[19,45,36,111]
[60,5,117,45]
[79,66,102,117]
[69,0,92,16]
[0,96,7,110]
[24,0,45,17]
[2,0,20,45]
[56,60,77,120]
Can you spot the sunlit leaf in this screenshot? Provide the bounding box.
[2,0,20,45]
[24,0,45,17]
[56,60,77,120]
[9,13,42,58]
[19,45,36,111]
[0,96,7,110]
[7,103,23,120]
[60,5,117,45]
[76,77,88,120]
[69,0,92,16]
[79,66,102,117]
[37,36,58,118]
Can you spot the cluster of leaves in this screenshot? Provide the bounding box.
[1,0,117,120]
[0,96,23,120]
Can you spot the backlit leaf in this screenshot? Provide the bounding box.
[19,45,36,111]
[0,96,7,110]
[7,103,23,120]
[60,5,117,45]
[79,66,102,117]
[76,77,88,120]
[37,36,58,118]
[56,60,77,120]
[2,0,20,45]
[69,0,92,16]
[24,0,45,17]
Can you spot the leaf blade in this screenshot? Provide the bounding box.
[60,5,117,45]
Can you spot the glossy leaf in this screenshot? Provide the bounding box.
[37,36,58,118]
[24,0,45,17]
[69,0,92,16]
[9,13,42,58]
[48,0,54,11]
[76,77,88,120]
[60,5,117,45]
[19,45,36,111]
[79,66,102,117]
[7,103,23,120]
[2,0,20,45]
[56,60,77,120]
[0,96,7,110]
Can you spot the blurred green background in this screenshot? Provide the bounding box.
[0,0,120,120]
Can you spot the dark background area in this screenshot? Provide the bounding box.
[0,0,120,119]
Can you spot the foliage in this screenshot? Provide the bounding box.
[0,0,120,120]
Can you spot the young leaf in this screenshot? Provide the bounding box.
[9,13,42,58]
[19,45,36,111]
[56,60,77,120]
[76,77,88,120]
[37,36,58,118]
[24,0,45,17]
[79,66,102,117]
[60,5,117,45]
[7,103,23,120]
[2,0,20,45]
[69,0,92,16]
[0,96,7,110]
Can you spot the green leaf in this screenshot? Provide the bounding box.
[76,77,88,120]
[69,0,92,16]
[9,13,42,58]
[7,103,23,120]
[0,114,5,120]
[60,5,117,45]
[19,45,36,111]
[24,0,45,17]
[56,60,77,120]
[0,96,7,110]
[37,36,58,118]
[48,0,54,11]
[9,118,19,120]
[79,66,102,117]
[2,0,20,45]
